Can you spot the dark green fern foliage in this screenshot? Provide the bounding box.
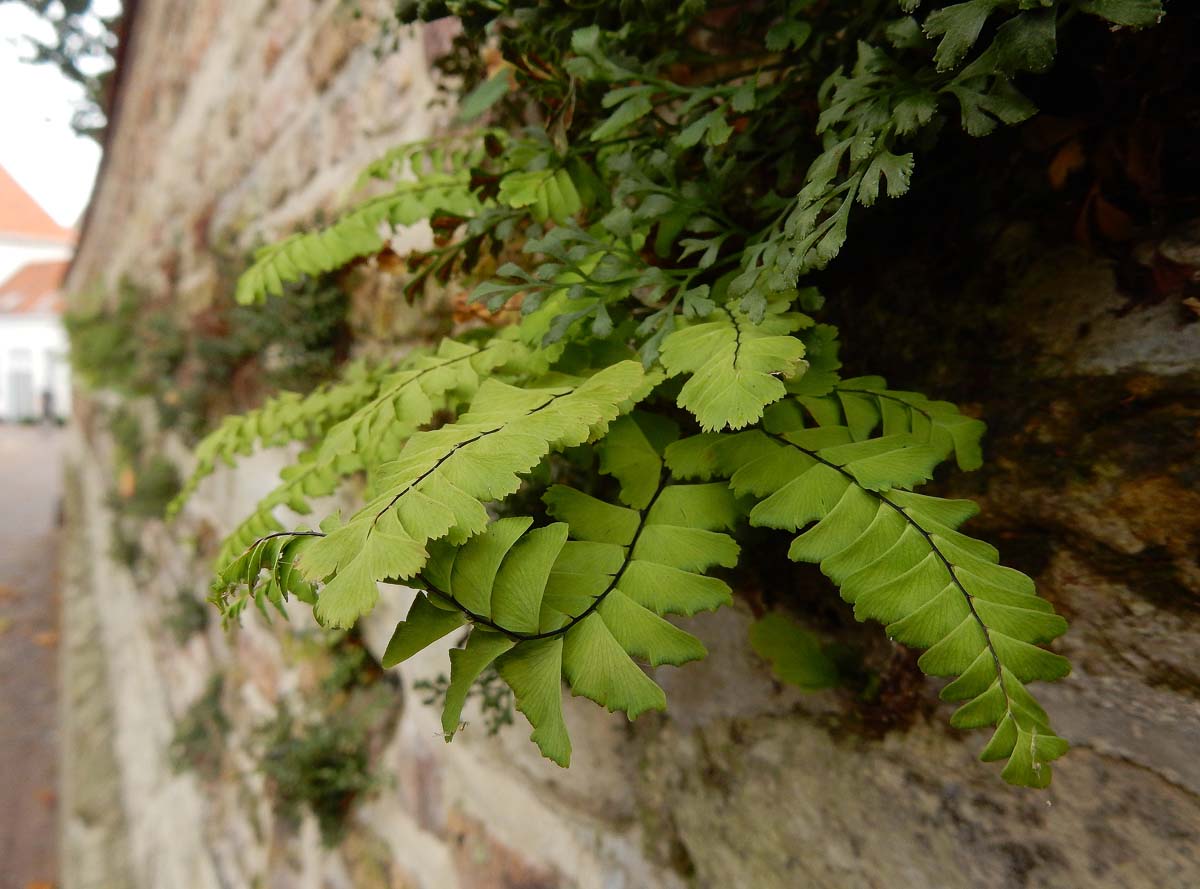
[177,0,1167,787]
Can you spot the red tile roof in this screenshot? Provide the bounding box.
[0,165,76,244]
[0,260,69,315]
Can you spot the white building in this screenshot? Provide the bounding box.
[0,165,75,421]
[0,165,75,282]
[0,260,72,421]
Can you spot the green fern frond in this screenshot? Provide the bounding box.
[352,132,500,190]
[708,424,1069,787]
[771,377,987,472]
[748,613,839,691]
[211,335,543,569]
[236,176,483,305]
[497,168,585,224]
[318,336,530,477]
[660,301,812,433]
[170,362,384,518]
[295,361,645,628]
[383,423,738,764]
[214,530,322,626]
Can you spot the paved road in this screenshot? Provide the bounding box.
[0,424,63,889]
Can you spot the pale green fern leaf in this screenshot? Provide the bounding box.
[207,336,515,581]
[237,176,483,305]
[442,629,515,738]
[382,591,468,665]
[298,361,645,628]
[381,425,739,765]
[352,132,498,190]
[170,362,384,518]
[497,168,584,224]
[319,336,531,478]
[660,301,811,432]
[214,530,322,626]
[769,379,987,471]
[496,639,572,765]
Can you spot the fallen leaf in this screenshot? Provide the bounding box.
[1122,120,1163,195]
[117,465,136,499]
[1124,375,1164,399]
[1048,139,1086,190]
[1022,115,1087,152]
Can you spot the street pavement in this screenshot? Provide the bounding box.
[0,424,63,889]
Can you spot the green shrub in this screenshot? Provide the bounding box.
[69,274,350,439]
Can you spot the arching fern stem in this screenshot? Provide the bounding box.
[367,386,574,527]
[763,431,1012,706]
[238,470,672,646]
[421,469,668,642]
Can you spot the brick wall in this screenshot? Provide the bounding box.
[61,3,1200,887]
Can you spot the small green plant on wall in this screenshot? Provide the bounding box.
[103,405,182,570]
[67,273,350,440]
[172,1,1170,787]
[170,674,231,780]
[169,635,395,843]
[257,631,396,846]
[165,588,211,644]
[256,706,376,847]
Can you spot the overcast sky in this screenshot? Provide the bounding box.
[0,1,122,228]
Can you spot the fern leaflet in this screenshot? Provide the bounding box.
[170,362,384,518]
[294,362,645,628]
[237,176,483,305]
[672,416,1070,787]
[773,376,987,472]
[383,413,738,765]
[660,301,812,432]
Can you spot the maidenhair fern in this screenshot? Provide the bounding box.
[237,134,497,305]
[665,407,1069,786]
[175,0,1169,787]
[299,361,646,628]
[168,361,385,520]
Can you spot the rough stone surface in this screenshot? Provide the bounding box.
[59,456,136,889]
[59,2,1200,888]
